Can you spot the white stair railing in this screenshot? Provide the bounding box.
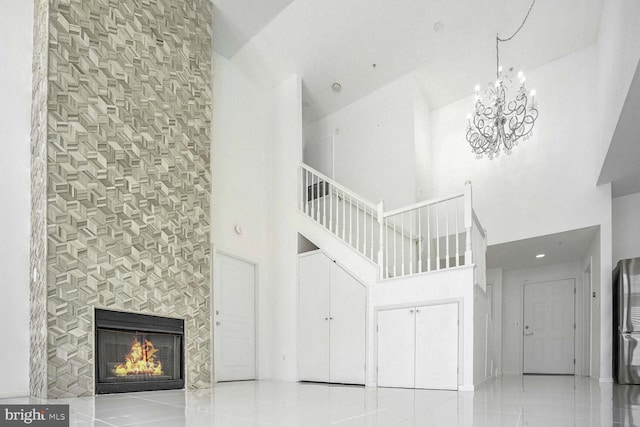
[300,164,380,263]
[299,165,487,281]
[380,192,465,279]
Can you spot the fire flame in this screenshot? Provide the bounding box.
[115,337,163,377]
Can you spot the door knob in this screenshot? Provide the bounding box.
[216,321,221,326]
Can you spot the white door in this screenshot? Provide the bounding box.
[415,303,458,390]
[377,308,415,388]
[214,253,256,381]
[329,263,366,384]
[298,252,331,382]
[523,279,575,374]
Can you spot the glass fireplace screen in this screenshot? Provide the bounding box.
[96,329,182,384]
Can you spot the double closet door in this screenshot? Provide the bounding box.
[377,302,458,390]
[298,252,366,385]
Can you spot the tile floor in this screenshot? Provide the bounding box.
[1,375,639,426]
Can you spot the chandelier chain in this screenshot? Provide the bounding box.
[495,0,536,78]
[497,0,536,43]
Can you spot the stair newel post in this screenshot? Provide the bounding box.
[464,180,473,265]
[377,200,385,280]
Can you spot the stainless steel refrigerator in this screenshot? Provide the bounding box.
[613,257,640,384]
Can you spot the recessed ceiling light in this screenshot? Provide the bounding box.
[536,253,545,259]
[331,82,342,92]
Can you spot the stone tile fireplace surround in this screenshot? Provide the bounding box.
[30,0,213,398]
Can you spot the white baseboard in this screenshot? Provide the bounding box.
[458,384,474,392]
[0,390,30,399]
[599,377,614,384]
[473,375,493,388]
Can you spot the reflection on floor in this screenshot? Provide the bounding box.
[1,375,639,426]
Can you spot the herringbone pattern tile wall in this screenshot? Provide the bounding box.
[30,0,212,398]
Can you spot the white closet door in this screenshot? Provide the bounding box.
[377,308,415,388]
[415,302,458,390]
[214,254,256,381]
[298,253,331,382]
[329,263,366,384]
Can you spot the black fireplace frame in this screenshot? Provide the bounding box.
[94,309,185,394]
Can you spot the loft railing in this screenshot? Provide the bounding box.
[299,164,487,282]
[380,193,464,279]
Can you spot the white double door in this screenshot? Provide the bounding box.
[377,302,458,390]
[298,252,366,384]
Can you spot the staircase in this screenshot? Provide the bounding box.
[298,163,487,287]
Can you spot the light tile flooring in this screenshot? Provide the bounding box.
[2,375,640,426]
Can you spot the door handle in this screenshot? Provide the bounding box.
[216,321,221,326]
[524,331,533,336]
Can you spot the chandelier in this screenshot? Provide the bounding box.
[466,0,538,159]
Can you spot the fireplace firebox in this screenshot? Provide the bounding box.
[95,309,185,394]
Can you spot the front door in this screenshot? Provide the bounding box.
[214,253,256,381]
[523,279,575,374]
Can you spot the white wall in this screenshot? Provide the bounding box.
[577,2,640,379]
[487,268,503,376]
[612,192,640,263]
[501,261,589,375]
[303,73,421,210]
[596,0,640,161]
[473,284,491,385]
[262,74,303,381]
[373,266,475,390]
[583,230,601,378]
[211,53,271,380]
[0,0,33,398]
[431,46,610,247]
[414,89,432,201]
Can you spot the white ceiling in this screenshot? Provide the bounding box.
[216,0,604,124]
[486,226,598,271]
[597,59,640,197]
[212,0,296,58]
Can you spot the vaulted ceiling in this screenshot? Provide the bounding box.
[211,0,640,263]
[212,0,604,124]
